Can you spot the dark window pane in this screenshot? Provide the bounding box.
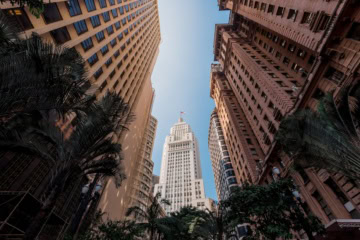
[90,15,101,28]
[96,31,105,42]
[119,6,124,14]
[111,9,118,18]
[101,45,109,55]
[67,0,82,16]
[107,25,114,35]
[85,0,96,12]
[4,8,33,31]
[88,53,98,66]
[81,37,93,51]
[109,0,115,6]
[43,3,62,24]
[102,11,110,22]
[74,20,88,35]
[50,27,71,44]
[98,0,107,8]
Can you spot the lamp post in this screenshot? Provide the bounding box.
[70,175,102,238]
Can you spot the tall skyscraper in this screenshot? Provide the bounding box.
[154,118,213,215]
[211,0,360,237]
[0,0,161,227]
[208,109,238,201]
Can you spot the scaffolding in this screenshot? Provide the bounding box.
[0,190,68,240]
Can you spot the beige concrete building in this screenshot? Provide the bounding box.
[0,0,161,221]
[212,0,360,238]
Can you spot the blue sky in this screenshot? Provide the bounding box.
[151,0,229,201]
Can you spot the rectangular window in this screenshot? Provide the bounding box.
[118,32,123,41]
[287,9,298,21]
[81,37,93,51]
[88,53,98,66]
[276,7,285,17]
[90,15,101,28]
[105,57,113,67]
[109,0,115,6]
[124,29,129,35]
[67,0,82,17]
[107,25,114,35]
[42,3,62,24]
[268,4,274,14]
[111,9,118,18]
[95,30,105,42]
[115,21,121,29]
[73,20,88,35]
[124,4,129,12]
[119,6,124,14]
[50,27,71,44]
[98,0,107,8]
[102,11,110,22]
[324,67,344,84]
[347,22,360,41]
[301,12,314,24]
[283,57,290,66]
[114,50,120,58]
[122,17,127,25]
[110,38,117,47]
[117,0,122,3]
[85,0,96,12]
[101,44,109,55]
[94,67,103,79]
[5,8,33,31]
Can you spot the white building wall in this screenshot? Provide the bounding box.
[154,118,213,215]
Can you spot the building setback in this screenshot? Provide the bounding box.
[211,0,360,238]
[0,0,161,231]
[208,109,238,201]
[154,118,213,215]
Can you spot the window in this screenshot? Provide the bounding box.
[119,6,124,14]
[297,49,307,59]
[4,8,33,31]
[118,32,123,41]
[301,12,314,24]
[275,51,282,60]
[254,1,259,9]
[67,0,82,16]
[88,53,98,66]
[95,31,105,42]
[276,7,285,17]
[124,29,129,35]
[283,57,290,66]
[109,0,115,6]
[98,0,107,8]
[115,21,121,29]
[101,44,109,55]
[288,44,296,52]
[90,15,101,28]
[81,37,93,51]
[287,9,298,21]
[73,20,88,35]
[114,50,120,58]
[122,17,127,25]
[105,57,113,67]
[42,3,62,23]
[324,67,344,84]
[347,22,360,41]
[124,4,129,12]
[110,38,117,47]
[107,25,114,35]
[318,14,331,31]
[111,9,118,18]
[50,27,71,44]
[94,67,103,79]
[102,11,110,22]
[85,0,96,12]
[267,4,274,14]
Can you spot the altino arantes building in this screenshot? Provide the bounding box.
[210,0,360,239]
[0,0,161,238]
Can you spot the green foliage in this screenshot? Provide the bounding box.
[223,179,325,240]
[78,220,144,240]
[126,193,171,240]
[276,87,360,180]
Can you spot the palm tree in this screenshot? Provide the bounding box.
[126,193,171,240]
[0,11,93,123]
[276,82,360,180]
[20,92,133,240]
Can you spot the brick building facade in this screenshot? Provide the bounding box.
[211,0,360,238]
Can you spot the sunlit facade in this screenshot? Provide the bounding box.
[154,118,213,215]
